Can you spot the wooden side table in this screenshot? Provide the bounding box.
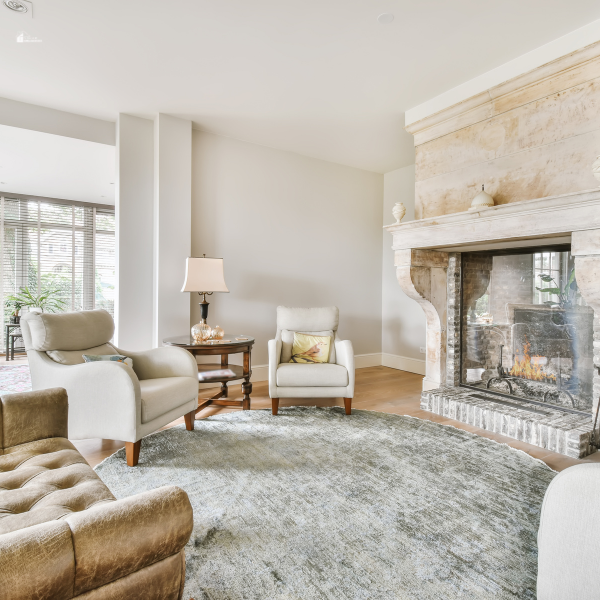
[163,334,255,413]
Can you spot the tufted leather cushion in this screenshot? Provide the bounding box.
[0,437,115,535]
[22,309,115,352]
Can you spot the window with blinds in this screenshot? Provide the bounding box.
[0,195,115,349]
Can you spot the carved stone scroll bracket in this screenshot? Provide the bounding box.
[572,229,600,413]
[395,249,449,391]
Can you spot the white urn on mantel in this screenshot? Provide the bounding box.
[468,184,495,211]
[392,202,406,223]
[592,155,600,185]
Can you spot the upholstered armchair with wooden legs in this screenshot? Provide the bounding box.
[268,306,355,415]
[21,309,199,466]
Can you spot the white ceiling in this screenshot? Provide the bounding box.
[0,125,115,204]
[1,1,600,173]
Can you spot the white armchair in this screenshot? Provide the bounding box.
[537,463,600,598]
[268,306,355,415]
[21,309,199,466]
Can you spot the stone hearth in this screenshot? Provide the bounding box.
[384,189,600,457]
[422,387,594,459]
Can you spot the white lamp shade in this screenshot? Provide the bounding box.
[181,257,229,293]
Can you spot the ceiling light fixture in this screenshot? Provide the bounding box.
[377,13,394,25]
[3,0,28,13]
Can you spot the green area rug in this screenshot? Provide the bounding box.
[95,407,555,600]
[0,365,31,393]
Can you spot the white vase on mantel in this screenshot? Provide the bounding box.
[392,202,406,223]
[468,184,495,212]
[592,155,600,185]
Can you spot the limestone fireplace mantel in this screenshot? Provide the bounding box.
[385,188,600,252]
[384,188,600,392]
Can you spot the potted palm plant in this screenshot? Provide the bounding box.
[4,297,24,324]
[4,286,66,320]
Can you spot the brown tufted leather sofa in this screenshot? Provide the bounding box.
[0,388,194,600]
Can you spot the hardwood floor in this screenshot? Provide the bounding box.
[70,366,600,472]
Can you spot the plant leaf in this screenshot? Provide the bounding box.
[538,274,554,282]
[536,286,561,294]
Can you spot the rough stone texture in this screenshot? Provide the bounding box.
[422,387,594,458]
[408,41,600,219]
[594,314,600,415]
[446,253,461,387]
[395,249,448,390]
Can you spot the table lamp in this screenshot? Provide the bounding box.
[181,256,229,326]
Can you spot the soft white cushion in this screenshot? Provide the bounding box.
[46,343,117,365]
[280,329,336,364]
[276,306,339,332]
[23,309,114,351]
[276,363,348,387]
[139,377,198,423]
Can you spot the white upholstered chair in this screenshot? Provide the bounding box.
[268,306,355,415]
[21,309,199,466]
[537,463,600,598]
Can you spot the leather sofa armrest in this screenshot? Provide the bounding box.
[0,520,75,600]
[0,387,68,450]
[65,485,193,596]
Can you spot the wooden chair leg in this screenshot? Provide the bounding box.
[184,410,195,431]
[272,398,279,415]
[125,440,141,467]
[343,398,352,415]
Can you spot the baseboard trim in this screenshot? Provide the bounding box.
[198,353,426,388]
[354,353,383,369]
[381,353,426,376]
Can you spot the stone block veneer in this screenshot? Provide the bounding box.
[421,386,594,458]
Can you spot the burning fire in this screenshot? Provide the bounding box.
[509,339,557,383]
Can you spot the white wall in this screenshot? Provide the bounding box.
[191,131,383,367]
[406,18,600,125]
[153,115,192,347]
[115,114,154,350]
[381,165,426,374]
[0,96,115,145]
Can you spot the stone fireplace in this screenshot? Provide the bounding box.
[384,190,600,458]
[387,40,600,458]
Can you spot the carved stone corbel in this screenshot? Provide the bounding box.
[395,249,449,390]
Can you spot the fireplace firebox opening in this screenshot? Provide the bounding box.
[460,245,595,416]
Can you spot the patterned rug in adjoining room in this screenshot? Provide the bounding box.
[0,365,32,393]
[96,406,557,600]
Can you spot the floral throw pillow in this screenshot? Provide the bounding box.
[82,354,133,368]
[289,333,331,364]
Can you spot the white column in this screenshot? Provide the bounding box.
[115,114,154,350]
[153,114,192,347]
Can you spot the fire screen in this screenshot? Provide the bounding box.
[460,248,595,414]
